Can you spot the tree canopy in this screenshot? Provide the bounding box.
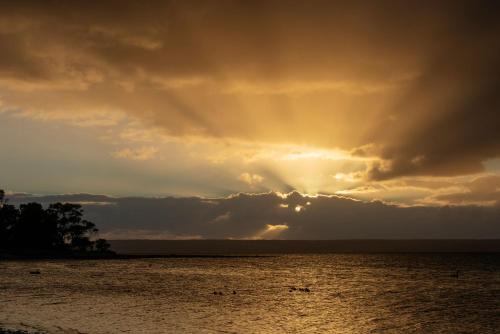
[0,189,111,254]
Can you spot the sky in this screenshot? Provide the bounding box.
[1,1,500,239]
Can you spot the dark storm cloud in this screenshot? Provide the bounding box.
[0,1,455,82]
[1,1,500,179]
[7,192,500,239]
[363,2,500,179]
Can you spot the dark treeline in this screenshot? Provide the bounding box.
[0,189,112,255]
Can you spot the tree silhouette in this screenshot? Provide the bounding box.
[46,203,98,251]
[13,202,53,249]
[0,189,112,255]
[95,238,111,253]
[0,203,18,246]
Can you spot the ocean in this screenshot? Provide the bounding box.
[1,241,499,333]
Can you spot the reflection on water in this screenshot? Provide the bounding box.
[1,254,499,333]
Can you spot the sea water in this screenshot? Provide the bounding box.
[1,254,499,333]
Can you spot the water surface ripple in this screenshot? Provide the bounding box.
[1,254,499,333]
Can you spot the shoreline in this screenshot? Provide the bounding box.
[0,253,272,261]
[0,329,45,334]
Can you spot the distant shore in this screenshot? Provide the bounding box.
[109,239,500,255]
[2,239,500,261]
[0,251,271,261]
[0,329,44,334]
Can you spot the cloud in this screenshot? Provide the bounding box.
[0,1,499,182]
[334,175,475,206]
[238,173,264,186]
[253,224,289,239]
[425,175,500,206]
[97,229,202,240]
[7,191,500,239]
[112,146,159,160]
[211,211,231,223]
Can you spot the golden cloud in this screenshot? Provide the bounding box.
[112,146,159,161]
[0,1,499,181]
